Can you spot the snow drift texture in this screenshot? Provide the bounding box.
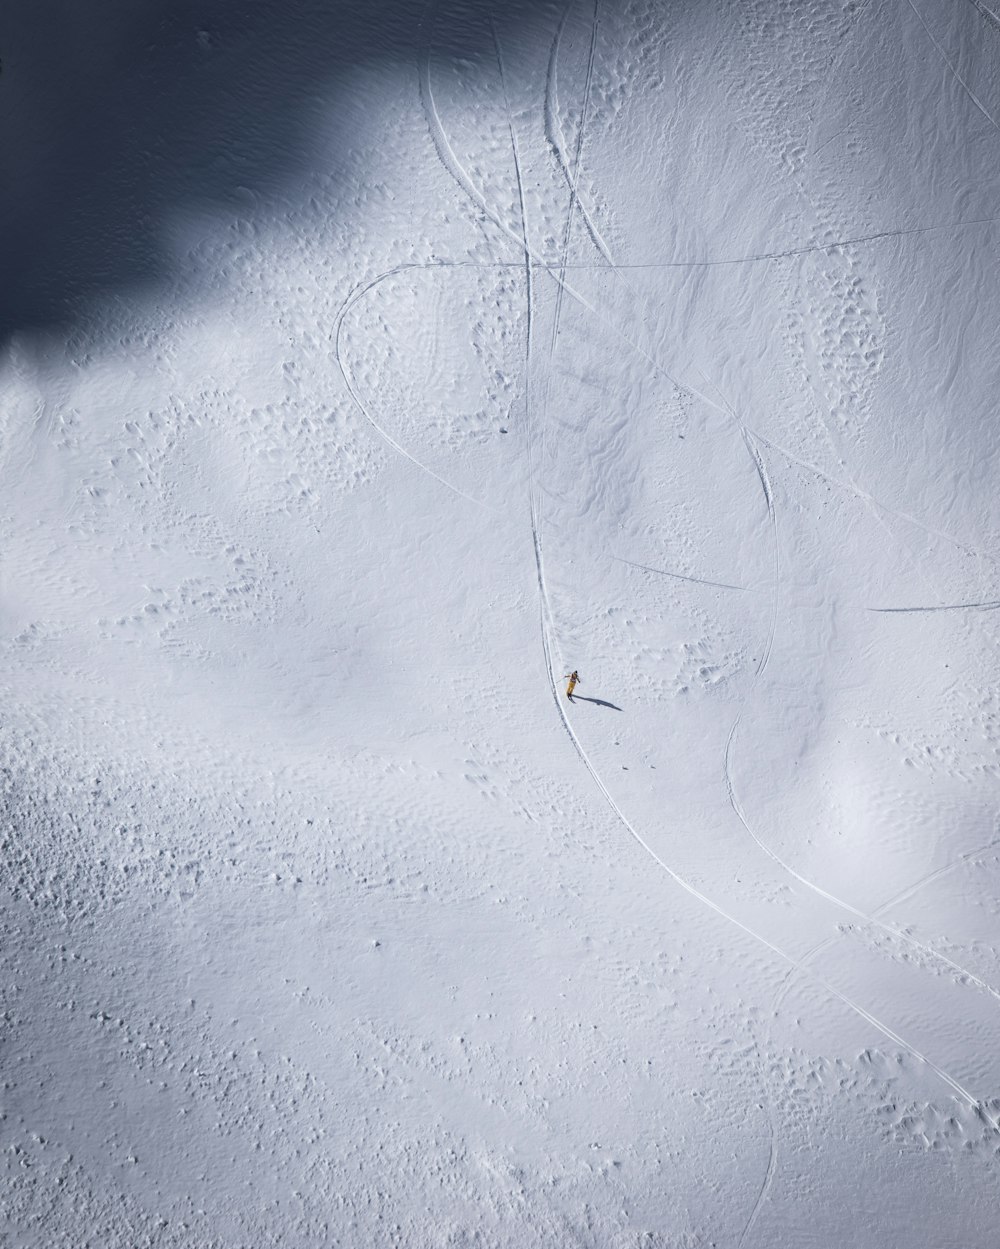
[3,0,1000,1243]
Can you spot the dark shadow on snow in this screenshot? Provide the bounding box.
[570,696,622,710]
[0,0,596,346]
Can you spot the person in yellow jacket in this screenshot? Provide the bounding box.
[564,670,580,699]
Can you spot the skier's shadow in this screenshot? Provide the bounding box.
[570,695,623,711]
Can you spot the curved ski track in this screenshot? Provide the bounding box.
[553,656,991,1118]
[690,363,1000,1083]
[398,2,1000,1126]
[771,836,1000,1023]
[418,0,723,416]
[537,0,602,551]
[482,15,998,1124]
[965,0,1000,32]
[736,1080,777,1249]
[725,402,1000,1013]
[545,0,621,276]
[490,14,571,755]
[612,554,750,593]
[546,0,621,324]
[536,180,996,1048]
[333,261,502,513]
[548,15,998,1033]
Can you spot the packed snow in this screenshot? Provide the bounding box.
[3,0,1000,1243]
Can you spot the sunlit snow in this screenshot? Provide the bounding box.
[3,0,1000,1243]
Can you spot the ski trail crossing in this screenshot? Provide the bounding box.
[550,653,992,1120]
[490,17,563,732]
[549,0,604,340]
[770,836,1000,1028]
[749,426,1000,571]
[533,327,994,1128]
[402,23,1000,1025]
[416,2,998,1127]
[906,0,1000,136]
[697,367,1000,1019]
[689,362,1000,1034]
[545,0,620,275]
[571,216,1000,270]
[417,0,724,416]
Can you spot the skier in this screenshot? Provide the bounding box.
[564,670,580,699]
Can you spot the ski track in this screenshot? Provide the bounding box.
[551,649,991,1120]
[792,232,967,651]
[540,0,602,531]
[771,837,1000,1022]
[577,217,1000,269]
[326,213,1000,281]
[612,554,750,593]
[736,1072,777,1249]
[749,426,1000,571]
[332,262,501,513]
[489,15,562,741]
[740,427,779,684]
[698,366,1000,1049]
[533,257,993,1137]
[546,0,594,367]
[358,22,1000,1081]
[545,0,624,287]
[727,704,1000,1015]
[489,14,533,408]
[418,0,724,416]
[545,0,614,268]
[876,836,1000,916]
[412,0,1000,1132]
[869,600,1000,613]
[965,0,1000,32]
[906,0,1000,135]
[810,127,848,157]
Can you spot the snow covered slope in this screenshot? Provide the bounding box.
[4,0,1000,1243]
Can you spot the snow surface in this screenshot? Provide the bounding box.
[4,0,1000,1243]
